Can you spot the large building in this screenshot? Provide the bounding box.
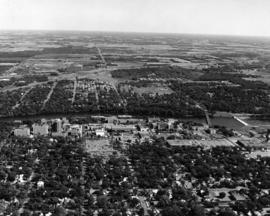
[51,119,64,137]
[33,123,49,136]
[14,125,30,137]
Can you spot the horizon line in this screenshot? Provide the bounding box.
[1,28,270,39]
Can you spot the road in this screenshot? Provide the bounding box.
[71,78,77,104]
[80,157,87,216]
[41,81,58,110]
[96,47,107,65]
[94,83,100,111]
[12,86,34,110]
[188,95,212,127]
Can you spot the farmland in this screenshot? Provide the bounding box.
[0,31,269,119]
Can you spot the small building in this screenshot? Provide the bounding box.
[68,124,83,137]
[237,138,269,150]
[14,125,30,137]
[107,116,118,124]
[209,128,216,135]
[105,123,135,132]
[96,128,106,137]
[168,119,177,130]
[158,122,168,131]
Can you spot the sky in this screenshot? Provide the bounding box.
[0,0,270,37]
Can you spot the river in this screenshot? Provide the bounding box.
[0,113,268,130]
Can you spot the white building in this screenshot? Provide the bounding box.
[14,125,30,137]
[104,123,135,132]
[95,128,106,137]
[33,123,49,136]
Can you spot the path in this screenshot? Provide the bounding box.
[94,83,100,111]
[17,171,35,215]
[233,116,249,126]
[187,95,212,127]
[41,81,58,110]
[12,86,34,110]
[96,47,107,65]
[112,84,127,112]
[80,157,87,216]
[138,196,150,216]
[71,78,77,104]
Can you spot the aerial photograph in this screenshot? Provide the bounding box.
[0,0,270,215]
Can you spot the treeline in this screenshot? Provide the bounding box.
[198,72,269,90]
[170,81,270,114]
[111,66,200,80]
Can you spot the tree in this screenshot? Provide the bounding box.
[161,205,183,216]
[53,206,66,216]
[219,192,226,199]
[97,196,108,208]
[218,208,237,216]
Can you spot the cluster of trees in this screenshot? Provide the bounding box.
[42,46,98,55]
[119,89,204,118]
[2,71,269,118]
[198,72,269,90]
[170,80,270,114]
[0,137,42,214]
[0,136,86,215]
[43,80,74,114]
[23,137,85,215]
[111,66,199,80]
[2,128,270,215]
[0,88,26,116]
[72,80,99,113]
[0,121,13,141]
[14,83,53,116]
[83,156,146,215]
[126,139,270,215]
[128,139,176,188]
[96,84,125,114]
